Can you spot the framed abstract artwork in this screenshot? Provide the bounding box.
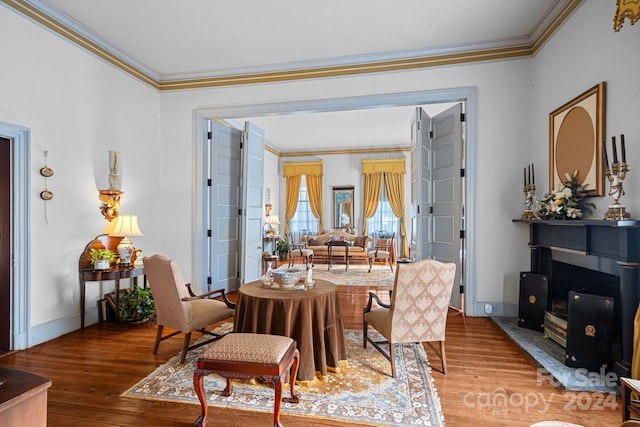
[549,82,606,196]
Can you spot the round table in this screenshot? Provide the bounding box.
[233,279,347,381]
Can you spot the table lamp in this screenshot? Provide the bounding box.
[267,214,280,235]
[109,214,144,267]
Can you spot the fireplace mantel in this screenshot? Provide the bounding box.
[514,219,640,377]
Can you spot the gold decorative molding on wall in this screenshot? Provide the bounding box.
[283,160,324,177]
[614,0,640,31]
[362,157,406,174]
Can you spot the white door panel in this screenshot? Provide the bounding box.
[209,121,242,292]
[241,122,265,284]
[410,107,431,260]
[430,103,463,310]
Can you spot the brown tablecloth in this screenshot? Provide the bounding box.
[233,279,347,381]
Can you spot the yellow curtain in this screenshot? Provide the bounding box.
[361,158,406,243]
[384,172,408,258]
[306,174,324,234]
[284,175,301,233]
[361,172,383,236]
[283,160,324,233]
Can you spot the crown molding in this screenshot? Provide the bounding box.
[4,0,583,91]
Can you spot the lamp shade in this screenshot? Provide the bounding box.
[267,215,280,225]
[109,214,144,237]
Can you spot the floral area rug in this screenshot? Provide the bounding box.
[278,263,395,288]
[122,326,444,427]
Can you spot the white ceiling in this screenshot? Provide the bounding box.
[31,0,574,151]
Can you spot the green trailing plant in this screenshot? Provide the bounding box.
[118,286,155,323]
[276,237,289,259]
[89,248,116,265]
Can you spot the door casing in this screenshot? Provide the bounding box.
[193,88,479,314]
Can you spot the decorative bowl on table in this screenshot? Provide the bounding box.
[271,268,303,286]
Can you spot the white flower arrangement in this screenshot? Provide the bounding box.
[537,171,594,220]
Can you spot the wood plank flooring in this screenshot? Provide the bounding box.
[0,284,620,426]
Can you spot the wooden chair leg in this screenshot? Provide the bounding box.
[288,349,300,403]
[273,379,283,427]
[440,341,447,374]
[389,342,396,378]
[222,378,233,396]
[389,258,394,272]
[362,322,368,348]
[193,368,209,427]
[153,324,163,354]
[180,332,192,364]
[368,257,373,272]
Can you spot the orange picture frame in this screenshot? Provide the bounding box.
[549,82,606,197]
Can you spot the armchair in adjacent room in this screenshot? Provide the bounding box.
[363,258,456,377]
[367,231,395,272]
[143,254,236,364]
[285,231,314,268]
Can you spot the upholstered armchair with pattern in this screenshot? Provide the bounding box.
[143,254,236,364]
[363,258,456,377]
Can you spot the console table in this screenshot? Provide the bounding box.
[78,234,145,328]
[514,219,640,377]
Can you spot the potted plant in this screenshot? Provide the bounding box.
[276,237,289,261]
[118,286,155,323]
[90,248,116,270]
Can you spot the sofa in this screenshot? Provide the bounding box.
[302,230,371,263]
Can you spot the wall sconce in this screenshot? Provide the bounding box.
[108,214,143,267]
[265,187,272,217]
[99,189,123,221]
[99,150,123,221]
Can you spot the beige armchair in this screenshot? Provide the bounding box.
[363,258,456,377]
[143,254,236,364]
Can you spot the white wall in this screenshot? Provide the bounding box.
[0,6,162,344]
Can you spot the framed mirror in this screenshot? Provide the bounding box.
[332,186,354,229]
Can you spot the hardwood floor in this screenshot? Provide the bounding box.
[0,284,620,426]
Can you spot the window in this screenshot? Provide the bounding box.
[289,176,319,235]
[367,178,400,240]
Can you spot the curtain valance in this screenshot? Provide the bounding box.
[283,160,324,177]
[362,158,405,175]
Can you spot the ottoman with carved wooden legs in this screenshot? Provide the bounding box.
[193,333,300,427]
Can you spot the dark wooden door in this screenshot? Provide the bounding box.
[0,137,10,351]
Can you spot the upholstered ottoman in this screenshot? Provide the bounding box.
[193,333,300,427]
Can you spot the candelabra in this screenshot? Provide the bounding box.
[603,134,631,220]
[522,184,538,220]
[604,161,630,220]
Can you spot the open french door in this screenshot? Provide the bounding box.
[411,104,465,311]
[207,120,265,292]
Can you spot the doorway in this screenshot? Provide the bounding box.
[0,121,30,350]
[0,137,10,351]
[194,88,478,315]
